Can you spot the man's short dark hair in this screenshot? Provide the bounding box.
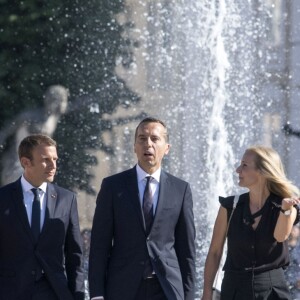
[18,134,57,160]
[134,117,169,142]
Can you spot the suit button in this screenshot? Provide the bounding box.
[147,237,150,241]
[31,270,36,276]
[140,261,145,265]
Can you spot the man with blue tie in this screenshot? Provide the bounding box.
[0,134,84,299]
[89,117,196,300]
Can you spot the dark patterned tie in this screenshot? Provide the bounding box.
[143,176,153,234]
[31,188,41,243]
[142,176,154,278]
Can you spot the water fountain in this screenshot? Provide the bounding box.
[116,1,275,296]
[119,0,269,296]
[1,0,298,299]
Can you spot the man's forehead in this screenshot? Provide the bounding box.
[138,122,165,131]
[137,129,166,136]
[33,145,57,154]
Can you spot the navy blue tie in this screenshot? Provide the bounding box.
[143,176,153,234]
[31,188,41,243]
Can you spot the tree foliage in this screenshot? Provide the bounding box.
[0,0,140,193]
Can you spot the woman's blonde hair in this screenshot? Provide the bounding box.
[246,145,299,198]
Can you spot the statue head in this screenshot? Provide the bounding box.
[44,85,69,115]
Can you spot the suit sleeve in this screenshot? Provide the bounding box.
[174,183,196,300]
[64,193,85,300]
[88,178,114,298]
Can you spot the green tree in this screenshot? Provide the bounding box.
[0,0,140,193]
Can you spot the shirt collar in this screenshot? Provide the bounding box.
[136,164,161,183]
[21,175,47,194]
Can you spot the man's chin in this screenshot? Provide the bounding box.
[139,162,156,173]
[46,176,55,182]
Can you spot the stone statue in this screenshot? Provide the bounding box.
[0,85,69,185]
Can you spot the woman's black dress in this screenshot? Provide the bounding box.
[220,193,300,300]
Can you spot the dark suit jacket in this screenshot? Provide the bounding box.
[0,178,84,300]
[89,167,196,300]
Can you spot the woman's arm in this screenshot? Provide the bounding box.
[201,206,228,300]
[274,197,300,242]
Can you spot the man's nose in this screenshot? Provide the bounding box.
[145,137,152,146]
[49,160,56,168]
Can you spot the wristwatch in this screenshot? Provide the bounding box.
[280,208,292,216]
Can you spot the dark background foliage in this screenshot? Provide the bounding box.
[0,0,140,194]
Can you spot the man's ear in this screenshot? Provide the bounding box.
[165,143,171,155]
[20,157,31,169]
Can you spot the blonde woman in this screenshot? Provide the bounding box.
[202,146,300,300]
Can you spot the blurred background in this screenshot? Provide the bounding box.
[1,0,300,298]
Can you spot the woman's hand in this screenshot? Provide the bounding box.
[274,197,300,242]
[281,197,300,211]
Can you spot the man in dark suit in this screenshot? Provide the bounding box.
[0,134,84,300]
[89,117,196,300]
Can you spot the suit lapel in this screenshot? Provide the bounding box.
[154,170,170,218]
[46,184,57,217]
[125,167,145,231]
[41,183,57,235]
[12,179,36,244]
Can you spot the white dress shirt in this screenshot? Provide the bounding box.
[136,163,160,214]
[21,175,47,230]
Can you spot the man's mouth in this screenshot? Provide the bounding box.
[144,152,153,157]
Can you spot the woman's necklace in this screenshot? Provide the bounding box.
[249,200,262,213]
[249,191,269,213]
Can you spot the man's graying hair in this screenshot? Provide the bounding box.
[135,117,169,142]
